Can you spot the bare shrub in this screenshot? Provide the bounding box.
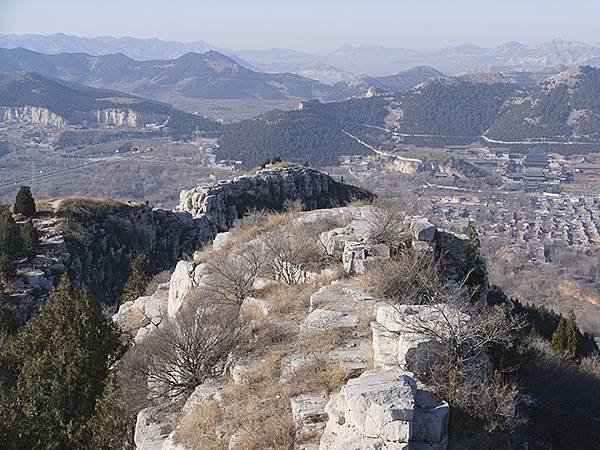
[282,198,305,213]
[203,246,262,306]
[129,302,245,400]
[228,209,297,246]
[365,202,407,248]
[360,251,445,304]
[262,224,323,284]
[389,292,526,432]
[231,208,268,232]
[580,352,600,377]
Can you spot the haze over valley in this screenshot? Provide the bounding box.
[2,2,600,449]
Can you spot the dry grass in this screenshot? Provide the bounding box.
[176,401,224,450]
[222,209,299,253]
[171,203,377,450]
[357,250,444,305]
[175,280,361,450]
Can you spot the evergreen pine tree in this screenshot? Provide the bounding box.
[551,317,568,357]
[565,310,580,361]
[121,254,151,305]
[13,186,36,218]
[19,220,39,259]
[89,374,135,450]
[0,276,124,449]
[0,208,23,282]
[465,221,485,301]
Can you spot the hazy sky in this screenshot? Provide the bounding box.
[1,0,599,52]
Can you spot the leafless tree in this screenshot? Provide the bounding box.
[369,251,526,431]
[365,203,410,251]
[261,225,323,284]
[387,282,526,431]
[129,302,245,401]
[204,247,262,306]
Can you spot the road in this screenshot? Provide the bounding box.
[482,135,600,146]
[342,130,423,163]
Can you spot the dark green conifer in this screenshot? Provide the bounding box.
[89,374,135,450]
[0,208,22,282]
[465,221,485,301]
[551,317,568,357]
[121,254,152,305]
[13,186,36,218]
[0,276,124,448]
[19,220,39,258]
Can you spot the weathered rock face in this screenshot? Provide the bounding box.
[0,105,168,128]
[0,106,68,127]
[372,304,464,375]
[71,109,168,127]
[64,205,216,305]
[319,369,448,450]
[177,167,375,230]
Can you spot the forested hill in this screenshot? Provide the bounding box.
[487,66,600,141]
[218,67,600,169]
[0,72,170,116]
[390,76,517,138]
[216,108,372,168]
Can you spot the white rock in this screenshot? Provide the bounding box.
[300,309,359,332]
[291,394,329,442]
[182,379,225,414]
[212,231,233,251]
[413,391,449,444]
[372,305,461,374]
[134,407,177,450]
[167,261,207,318]
[342,242,368,275]
[319,370,448,450]
[309,281,377,313]
[411,219,437,242]
[241,296,272,316]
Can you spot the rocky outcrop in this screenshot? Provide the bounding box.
[63,205,216,305]
[0,105,168,128]
[0,106,67,127]
[177,167,374,230]
[127,204,477,449]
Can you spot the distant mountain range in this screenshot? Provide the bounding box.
[0,48,445,105]
[0,48,330,102]
[2,34,600,78]
[0,33,226,61]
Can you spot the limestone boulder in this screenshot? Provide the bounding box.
[411,218,437,242]
[212,231,233,251]
[291,394,329,443]
[372,304,462,374]
[167,261,207,318]
[319,370,448,450]
[300,309,359,332]
[182,379,225,414]
[134,407,178,450]
[309,281,377,313]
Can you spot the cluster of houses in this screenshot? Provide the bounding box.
[446,145,600,192]
[426,192,600,263]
